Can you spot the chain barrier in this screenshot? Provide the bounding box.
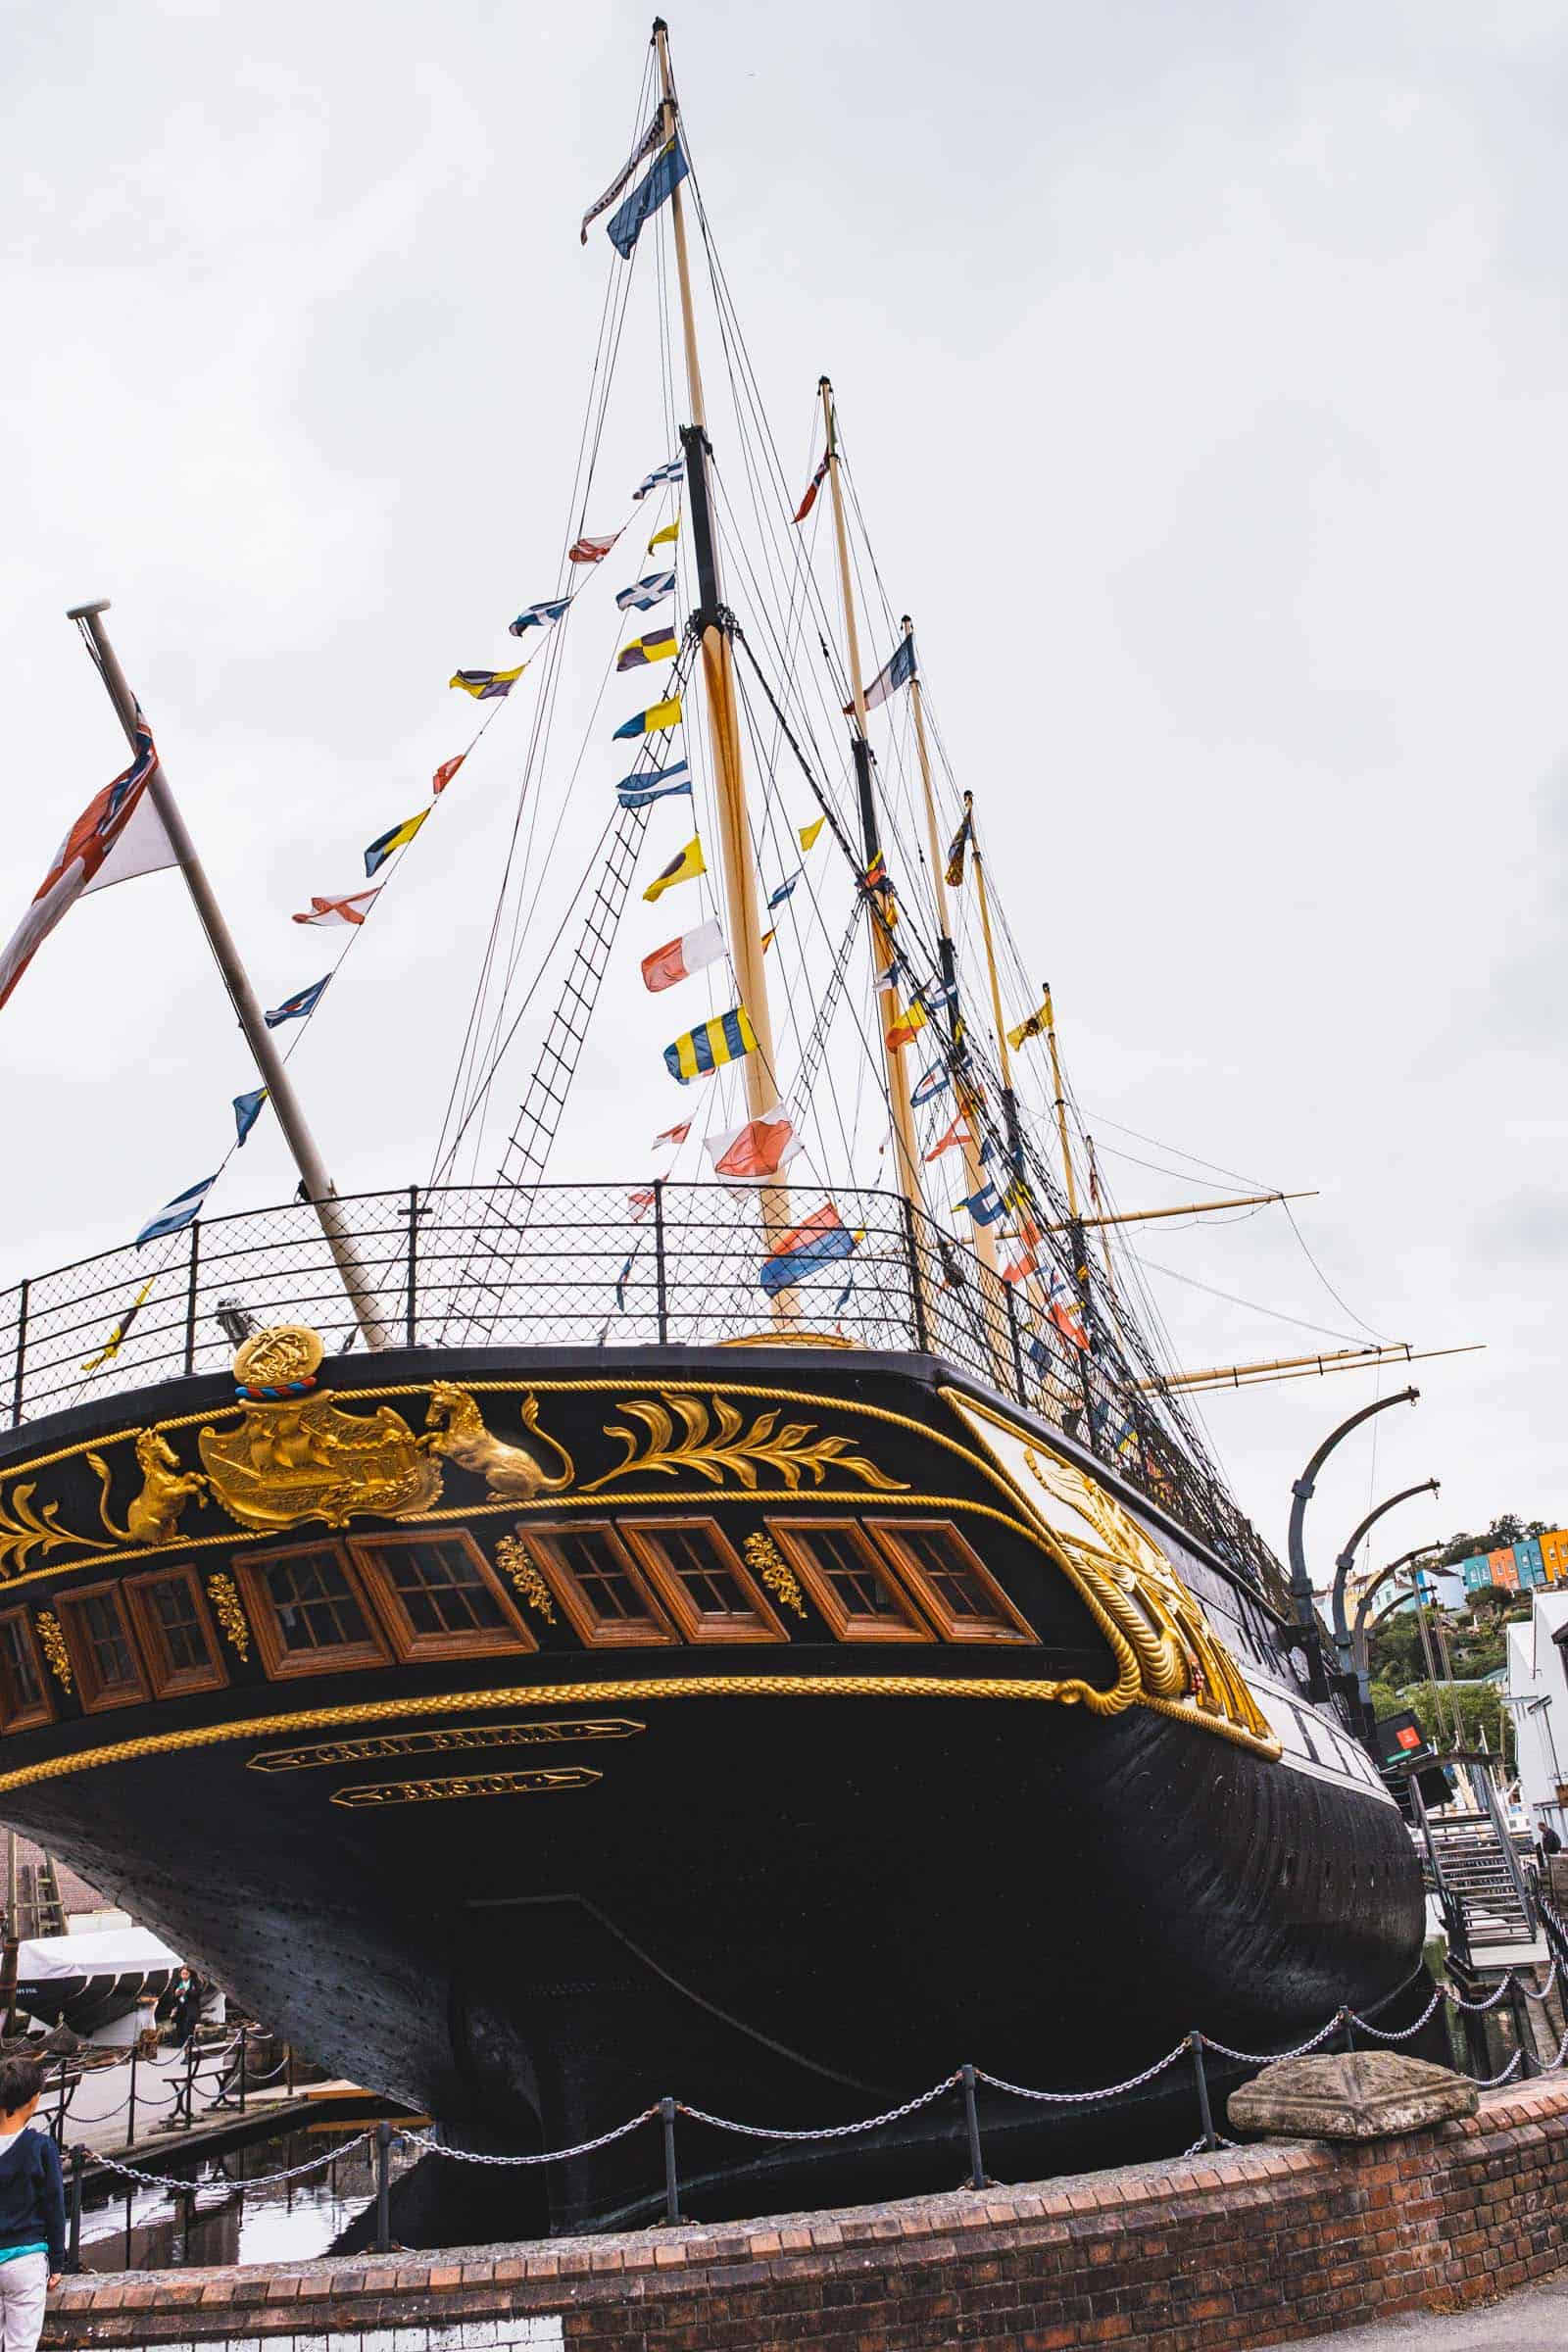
[89,2130,374,2195]
[973,2043,1190,2106]
[1345,1987,1446,2045]
[1195,2019,1342,2067]
[675,2076,961,2142]
[1467,2049,1524,2090]
[396,2110,659,2167]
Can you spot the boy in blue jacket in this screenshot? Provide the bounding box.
[0,2057,64,2350]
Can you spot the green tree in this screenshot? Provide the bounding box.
[1402,1681,1505,1754]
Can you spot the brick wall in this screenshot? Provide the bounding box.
[44,2076,1568,2352]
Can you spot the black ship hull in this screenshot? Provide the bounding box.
[0,1342,1425,2228]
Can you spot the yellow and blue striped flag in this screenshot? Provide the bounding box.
[662,1004,758,1086]
[614,694,682,742]
[364,809,428,877]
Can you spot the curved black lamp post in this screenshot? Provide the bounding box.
[1287,1388,1418,1699]
[1331,1481,1442,1679]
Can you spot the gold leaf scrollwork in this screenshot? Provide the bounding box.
[584,1395,906,1495]
[206,1573,252,1663]
[34,1613,73,1696]
[494,1534,558,1624]
[743,1531,806,1619]
[0,1486,81,1581]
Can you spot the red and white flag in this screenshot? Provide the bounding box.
[568,531,620,564]
[793,449,829,524]
[653,1120,691,1148]
[922,1113,974,1163]
[706,1109,802,1187]
[1047,1267,1089,1349]
[640,915,724,994]
[0,724,173,1015]
[629,1188,657,1221]
[432,753,466,795]
[291,887,381,927]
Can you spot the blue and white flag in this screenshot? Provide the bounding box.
[264,975,330,1029]
[616,759,693,810]
[616,569,677,613]
[766,871,802,911]
[633,459,684,502]
[509,596,571,637]
[607,136,689,259]
[957,1177,1008,1227]
[846,630,916,717]
[136,1173,217,1250]
[910,1060,951,1108]
[232,1087,269,1147]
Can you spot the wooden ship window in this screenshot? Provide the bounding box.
[57,1582,149,1713]
[349,1532,535,1662]
[766,1520,933,1643]
[868,1521,1035,1644]
[0,1610,51,1733]
[509,1524,674,1648]
[239,1544,391,1681]
[124,1568,226,1699]
[619,1518,787,1644]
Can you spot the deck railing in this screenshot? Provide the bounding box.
[0,1182,1279,1590]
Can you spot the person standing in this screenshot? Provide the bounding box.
[0,2055,65,2350]
[169,1967,202,2049]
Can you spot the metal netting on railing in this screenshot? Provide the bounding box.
[0,1181,1285,1592]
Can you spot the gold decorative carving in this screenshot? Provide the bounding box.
[0,1486,81,1580]
[251,1719,646,1773]
[206,1573,251,1663]
[199,1336,443,1533]
[232,1326,325,1389]
[743,1531,806,1618]
[941,1392,1279,1756]
[493,1533,558,1622]
[423,1385,573,1499]
[34,1612,73,1695]
[585,1395,906,1495]
[331,1764,601,1809]
[87,1431,208,1548]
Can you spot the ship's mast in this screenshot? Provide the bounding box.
[67,600,392,1352]
[904,621,998,1284]
[651,22,785,1221]
[819,379,924,1216]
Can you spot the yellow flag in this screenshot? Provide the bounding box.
[647,515,681,554]
[644,836,707,903]
[799,815,825,852]
[80,1277,156,1371]
[1006,987,1054,1052]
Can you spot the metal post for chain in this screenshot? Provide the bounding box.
[958,2063,986,2191]
[374,2120,392,2253]
[66,2148,83,2273]
[285,2043,294,2098]
[54,2068,67,2146]
[660,2096,683,2227]
[1188,2031,1218,2151]
[183,2033,196,2128]
[126,2041,137,2148]
[238,2033,247,2112]
[1340,2006,1355,2054]
[1509,1984,1538,2079]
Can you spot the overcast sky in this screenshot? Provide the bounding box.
[4,0,1564,1577]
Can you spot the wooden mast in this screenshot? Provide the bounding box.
[819,379,924,1219]
[652,23,787,1242]
[904,623,998,1284]
[1134,1340,1484,1395]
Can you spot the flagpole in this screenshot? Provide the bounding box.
[651,22,793,1282]
[819,382,926,1241]
[66,601,394,1353]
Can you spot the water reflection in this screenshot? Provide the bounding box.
[78,2128,420,2272]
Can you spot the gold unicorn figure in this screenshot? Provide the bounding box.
[422,1384,574,1499]
[87,1430,208,1547]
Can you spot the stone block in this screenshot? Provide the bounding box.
[1228,2052,1478,2142]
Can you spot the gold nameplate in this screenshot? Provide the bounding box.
[251,1719,646,1773]
[330,1764,601,1809]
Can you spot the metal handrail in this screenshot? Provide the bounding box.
[0,1181,1288,1595]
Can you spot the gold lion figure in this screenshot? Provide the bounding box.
[422,1384,574,1500]
[87,1430,208,1547]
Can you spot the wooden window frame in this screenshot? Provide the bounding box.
[765,1518,934,1644]
[56,1580,150,1713]
[237,1542,392,1683]
[618,1517,788,1645]
[507,1521,675,1649]
[866,1519,1036,1644]
[347,1529,537,1664]
[0,1608,52,1734]
[123,1566,227,1700]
